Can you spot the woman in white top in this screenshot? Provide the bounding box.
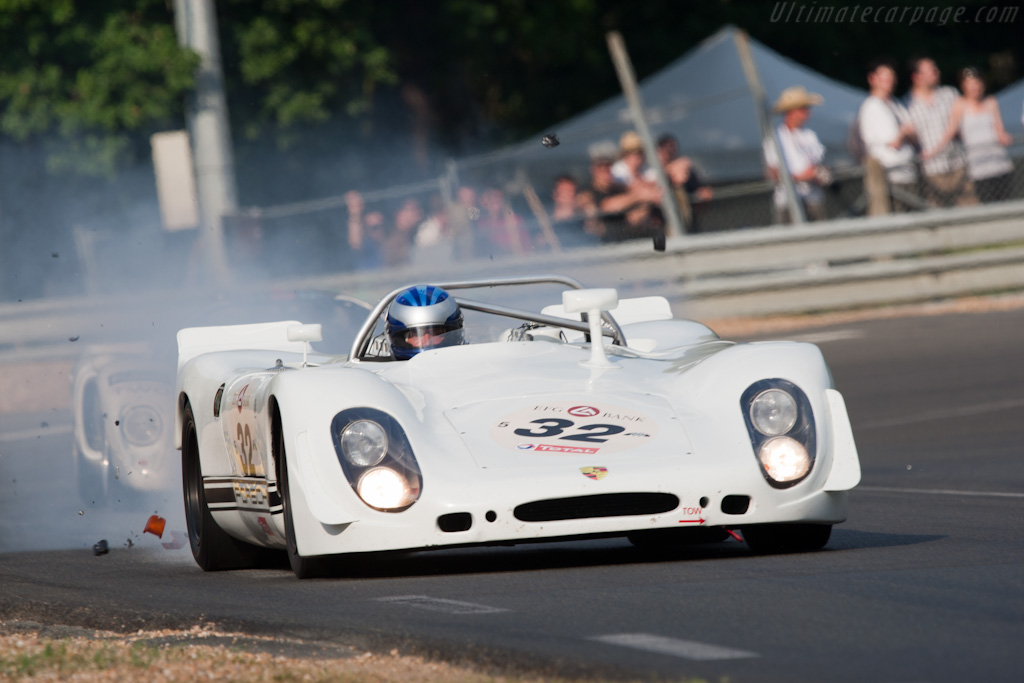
[924,68,1013,203]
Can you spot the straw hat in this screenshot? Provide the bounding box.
[773,86,824,113]
[618,130,643,154]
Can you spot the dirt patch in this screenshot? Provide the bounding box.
[0,621,579,683]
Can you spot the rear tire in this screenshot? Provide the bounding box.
[275,413,333,579]
[741,523,832,554]
[182,402,272,571]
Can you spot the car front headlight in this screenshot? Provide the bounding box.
[121,405,163,446]
[758,436,811,482]
[741,379,816,488]
[357,467,416,510]
[340,420,388,467]
[750,389,798,436]
[332,408,421,511]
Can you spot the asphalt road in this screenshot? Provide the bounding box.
[1,306,1023,682]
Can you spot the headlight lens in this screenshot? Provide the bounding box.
[759,436,811,482]
[750,389,798,436]
[340,420,388,467]
[357,467,414,510]
[121,406,162,446]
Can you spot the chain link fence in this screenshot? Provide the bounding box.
[210,136,1023,279]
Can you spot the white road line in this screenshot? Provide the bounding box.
[858,486,1024,499]
[786,329,865,344]
[0,424,73,442]
[375,595,509,614]
[858,398,1024,429]
[590,633,758,661]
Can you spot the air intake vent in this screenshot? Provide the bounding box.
[721,495,751,515]
[437,512,473,532]
[514,493,679,522]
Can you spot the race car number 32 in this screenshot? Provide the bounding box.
[490,402,657,454]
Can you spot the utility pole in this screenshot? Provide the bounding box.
[173,0,237,282]
[606,31,686,239]
[734,30,805,224]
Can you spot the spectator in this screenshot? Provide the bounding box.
[382,196,424,267]
[763,86,831,223]
[657,133,713,232]
[657,134,713,203]
[611,131,654,185]
[905,57,978,207]
[448,185,479,260]
[579,141,663,243]
[924,67,1014,203]
[859,60,918,214]
[549,174,596,247]
[412,193,452,267]
[476,187,531,257]
[345,190,385,270]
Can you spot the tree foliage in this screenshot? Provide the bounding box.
[0,0,200,176]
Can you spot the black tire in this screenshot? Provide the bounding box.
[182,402,272,571]
[275,413,333,579]
[627,526,730,548]
[741,523,832,554]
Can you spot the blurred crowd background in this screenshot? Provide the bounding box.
[1,2,1022,298]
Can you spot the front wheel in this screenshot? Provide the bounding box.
[627,526,730,548]
[741,523,832,554]
[182,402,274,570]
[275,414,333,579]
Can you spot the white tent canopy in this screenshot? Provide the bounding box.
[459,25,869,185]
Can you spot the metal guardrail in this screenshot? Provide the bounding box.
[2,200,1023,361]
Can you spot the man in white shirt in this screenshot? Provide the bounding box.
[763,86,830,223]
[858,61,919,214]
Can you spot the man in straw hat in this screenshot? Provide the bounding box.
[763,85,831,223]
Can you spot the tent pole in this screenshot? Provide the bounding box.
[606,31,686,238]
[734,29,806,225]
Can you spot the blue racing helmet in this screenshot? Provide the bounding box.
[386,285,465,360]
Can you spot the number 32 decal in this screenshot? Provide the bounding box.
[511,418,625,443]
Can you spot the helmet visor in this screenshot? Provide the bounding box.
[392,323,464,355]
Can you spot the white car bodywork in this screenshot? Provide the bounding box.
[72,344,177,500]
[175,276,860,577]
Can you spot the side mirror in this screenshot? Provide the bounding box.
[287,324,323,343]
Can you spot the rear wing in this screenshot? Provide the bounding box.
[177,320,310,370]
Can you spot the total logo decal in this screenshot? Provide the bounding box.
[491,401,658,454]
[517,443,600,455]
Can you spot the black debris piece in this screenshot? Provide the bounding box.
[69,335,79,342]
[93,540,109,556]
[51,252,59,258]
[541,133,560,148]
[114,420,120,426]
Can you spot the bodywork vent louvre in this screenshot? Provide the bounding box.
[514,493,679,522]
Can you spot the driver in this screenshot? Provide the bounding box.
[386,285,465,360]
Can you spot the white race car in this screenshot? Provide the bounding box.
[175,275,861,578]
[73,344,177,504]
